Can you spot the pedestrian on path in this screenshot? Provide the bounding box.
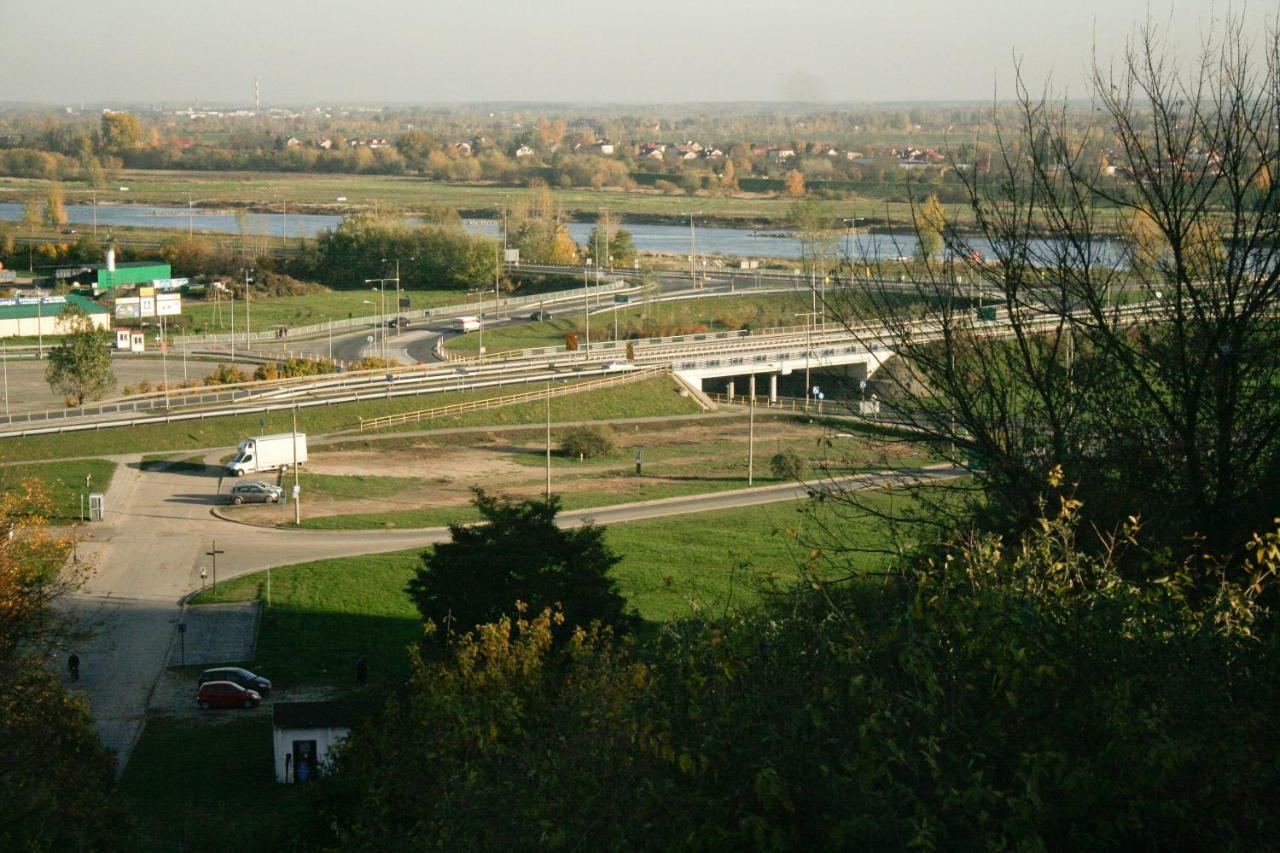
[67,653,80,681]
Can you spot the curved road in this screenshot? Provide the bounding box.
[68,447,955,772]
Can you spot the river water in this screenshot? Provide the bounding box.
[0,201,1124,265]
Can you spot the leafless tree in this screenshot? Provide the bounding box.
[821,16,1280,569]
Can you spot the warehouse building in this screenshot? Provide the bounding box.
[0,293,111,338]
[56,247,172,294]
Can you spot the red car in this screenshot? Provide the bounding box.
[197,680,261,710]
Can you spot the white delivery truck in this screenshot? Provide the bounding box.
[226,433,308,477]
[452,316,481,333]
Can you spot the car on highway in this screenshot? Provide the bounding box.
[199,667,272,696]
[227,481,283,505]
[196,680,261,710]
[605,361,635,371]
[528,310,554,321]
[385,316,410,328]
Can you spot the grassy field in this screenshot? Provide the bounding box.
[0,375,700,461]
[180,288,472,336]
[0,458,117,520]
[120,715,307,853]
[143,491,916,850]
[449,292,815,354]
[193,493,911,676]
[10,169,840,224]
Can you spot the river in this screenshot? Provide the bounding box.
[0,202,1124,266]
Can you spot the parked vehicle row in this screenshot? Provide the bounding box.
[196,667,272,711]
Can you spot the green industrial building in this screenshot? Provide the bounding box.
[94,262,172,291]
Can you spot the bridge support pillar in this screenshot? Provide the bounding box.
[726,380,735,400]
[769,373,778,403]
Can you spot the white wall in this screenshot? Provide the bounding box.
[0,313,110,338]
[272,725,350,783]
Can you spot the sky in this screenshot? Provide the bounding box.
[0,1,1266,105]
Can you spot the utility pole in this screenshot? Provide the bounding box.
[748,374,756,486]
[242,268,253,351]
[686,210,702,289]
[795,311,820,411]
[230,290,236,363]
[206,540,225,594]
[2,341,9,418]
[381,258,413,337]
[545,378,552,499]
[160,314,169,406]
[292,404,301,525]
[185,191,193,237]
[34,282,43,359]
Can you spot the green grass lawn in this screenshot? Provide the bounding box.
[193,492,912,674]
[181,288,471,335]
[120,714,308,853]
[1,375,699,461]
[300,472,423,500]
[0,458,117,520]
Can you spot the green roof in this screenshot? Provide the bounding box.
[0,293,109,320]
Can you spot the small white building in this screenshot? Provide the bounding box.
[273,701,361,784]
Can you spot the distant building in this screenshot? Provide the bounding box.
[515,145,536,158]
[589,141,615,155]
[454,141,473,155]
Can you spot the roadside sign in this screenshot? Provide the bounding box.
[398,298,410,309]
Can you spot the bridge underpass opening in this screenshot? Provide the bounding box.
[703,363,872,405]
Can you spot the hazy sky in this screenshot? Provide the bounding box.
[0,1,1266,105]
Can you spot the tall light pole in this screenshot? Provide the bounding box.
[322,315,333,361]
[547,376,552,494]
[229,290,235,363]
[160,313,169,406]
[34,282,43,359]
[684,210,702,288]
[795,311,819,410]
[242,268,254,351]
[185,191,193,237]
[365,278,392,361]
[381,257,414,337]
[582,261,591,360]
[2,341,9,418]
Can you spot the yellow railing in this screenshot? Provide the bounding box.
[357,367,668,431]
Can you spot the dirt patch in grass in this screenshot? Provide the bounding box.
[224,415,933,528]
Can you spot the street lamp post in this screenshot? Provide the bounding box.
[583,261,592,360]
[364,279,392,361]
[34,282,43,359]
[242,268,254,351]
[683,210,702,288]
[380,257,414,337]
[545,378,553,499]
[185,191,193,237]
[795,311,819,411]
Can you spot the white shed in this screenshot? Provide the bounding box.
[272,701,361,783]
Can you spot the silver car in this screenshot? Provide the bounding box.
[228,481,283,505]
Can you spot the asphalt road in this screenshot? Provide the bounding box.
[65,449,955,774]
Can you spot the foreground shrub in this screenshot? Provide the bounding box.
[560,424,615,459]
[309,490,1280,850]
